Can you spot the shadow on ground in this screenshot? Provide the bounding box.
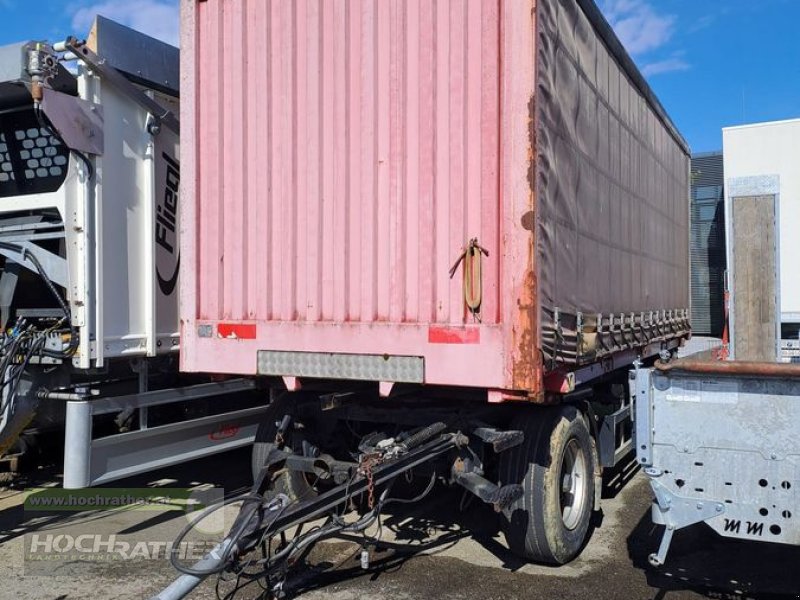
[627,504,800,599]
[0,446,253,546]
[201,463,640,600]
[208,486,560,600]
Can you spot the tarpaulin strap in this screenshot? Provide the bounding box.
[449,238,489,318]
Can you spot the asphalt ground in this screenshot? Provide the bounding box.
[0,443,797,600]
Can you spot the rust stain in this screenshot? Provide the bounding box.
[511,265,537,389]
[511,93,543,400]
[511,93,546,402]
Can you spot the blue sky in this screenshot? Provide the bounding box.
[602,0,800,152]
[0,0,797,153]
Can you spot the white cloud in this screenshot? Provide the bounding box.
[71,0,179,47]
[602,0,676,56]
[688,14,716,34]
[642,56,690,77]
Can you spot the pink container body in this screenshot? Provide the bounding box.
[179,0,690,397]
[180,0,540,394]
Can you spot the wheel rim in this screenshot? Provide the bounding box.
[559,438,588,530]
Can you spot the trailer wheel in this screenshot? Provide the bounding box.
[251,394,323,503]
[499,405,596,564]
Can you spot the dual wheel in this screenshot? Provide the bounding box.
[252,398,596,565]
[498,404,596,564]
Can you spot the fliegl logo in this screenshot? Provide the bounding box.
[156,151,180,296]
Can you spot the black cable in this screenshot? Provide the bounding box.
[383,472,437,506]
[171,436,448,583]
[0,241,77,357]
[169,492,287,578]
[6,335,44,403]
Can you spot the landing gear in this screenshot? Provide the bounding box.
[499,404,596,564]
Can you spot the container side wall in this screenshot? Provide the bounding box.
[723,119,800,360]
[535,0,690,366]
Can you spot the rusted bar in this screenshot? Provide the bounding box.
[655,359,800,378]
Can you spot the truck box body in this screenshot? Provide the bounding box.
[179,0,690,396]
[0,18,180,368]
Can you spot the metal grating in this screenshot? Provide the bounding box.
[0,133,13,183]
[0,108,70,197]
[15,126,67,181]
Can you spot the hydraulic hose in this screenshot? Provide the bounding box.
[0,241,78,357]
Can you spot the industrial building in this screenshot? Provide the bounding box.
[723,118,800,360]
[690,152,726,337]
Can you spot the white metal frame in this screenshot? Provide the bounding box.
[724,175,781,361]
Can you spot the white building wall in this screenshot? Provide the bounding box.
[723,118,800,330]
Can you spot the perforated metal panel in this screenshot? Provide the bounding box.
[0,109,69,196]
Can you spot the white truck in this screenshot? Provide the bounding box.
[0,17,266,484]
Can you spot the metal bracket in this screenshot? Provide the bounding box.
[471,427,524,453]
[598,401,632,467]
[64,37,179,136]
[0,260,20,329]
[645,476,725,566]
[63,379,264,488]
[633,366,653,466]
[41,87,104,155]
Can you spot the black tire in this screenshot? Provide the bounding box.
[499,404,596,564]
[251,394,321,503]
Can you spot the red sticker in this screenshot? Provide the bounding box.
[428,326,480,344]
[210,425,240,441]
[216,323,256,339]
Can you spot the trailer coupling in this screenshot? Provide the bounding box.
[152,422,524,600]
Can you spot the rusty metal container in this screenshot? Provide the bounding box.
[179,0,690,399]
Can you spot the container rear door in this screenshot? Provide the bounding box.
[180,0,521,391]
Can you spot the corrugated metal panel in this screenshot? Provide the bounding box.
[690,153,726,336]
[191,0,501,327]
[180,0,689,394]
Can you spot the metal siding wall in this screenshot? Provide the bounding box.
[191,0,502,327]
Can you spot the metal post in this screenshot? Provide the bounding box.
[148,539,232,600]
[138,359,149,430]
[63,400,93,489]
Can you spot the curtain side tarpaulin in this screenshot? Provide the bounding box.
[535,0,691,366]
